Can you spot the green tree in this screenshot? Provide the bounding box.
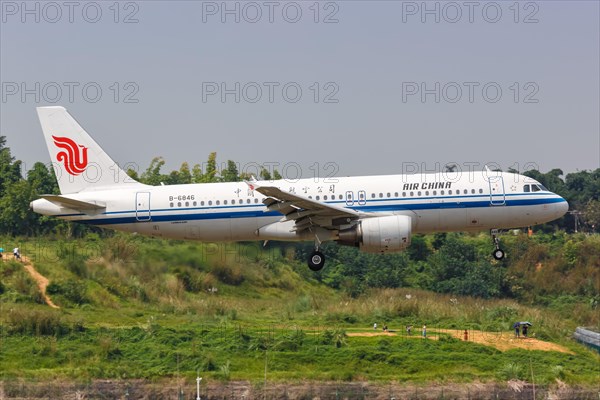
[178,162,192,184]
[221,160,239,182]
[27,162,58,195]
[191,163,203,183]
[140,157,166,185]
[260,167,272,181]
[0,180,33,235]
[202,152,218,183]
[582,199,600,231]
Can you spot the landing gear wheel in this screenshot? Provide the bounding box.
[490,229,505,261]
[308,251,325,271]
[493,248,505,260]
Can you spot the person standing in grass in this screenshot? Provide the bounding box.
[513,322,520,338]
[422,325,427,338]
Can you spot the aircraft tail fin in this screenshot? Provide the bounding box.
[36,106,145,194]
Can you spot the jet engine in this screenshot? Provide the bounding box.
[337,215,412,253]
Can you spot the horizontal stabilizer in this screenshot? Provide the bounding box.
[40,195,106,211]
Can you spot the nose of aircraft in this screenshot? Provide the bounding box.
[556,196,569,217]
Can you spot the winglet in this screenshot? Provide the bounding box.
[244,178,259,191]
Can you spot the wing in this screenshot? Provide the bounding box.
[247,181,362,233]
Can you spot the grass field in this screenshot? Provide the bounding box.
[0,235,598,388]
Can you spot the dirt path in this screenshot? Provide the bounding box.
[348,329,573,354]
[19,255,60,309]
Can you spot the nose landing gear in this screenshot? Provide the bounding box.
[491,229,505,260]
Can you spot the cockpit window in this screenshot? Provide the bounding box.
[538,184,547,191]
[532,184,541,192]
[524,185,530,192]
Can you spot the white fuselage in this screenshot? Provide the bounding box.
[32,171,568,242]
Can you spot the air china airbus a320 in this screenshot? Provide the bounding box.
[31,106,568,271]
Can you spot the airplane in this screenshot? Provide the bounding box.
[31,106,569,271]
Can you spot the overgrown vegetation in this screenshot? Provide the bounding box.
[0,235,598,384]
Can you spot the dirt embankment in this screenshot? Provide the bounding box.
[18,255,60,309]
[348,330,573,354]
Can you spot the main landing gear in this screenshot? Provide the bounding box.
[491,229,505,260]
[307,250,325,271]
[307,236,326,271]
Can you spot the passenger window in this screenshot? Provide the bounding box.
[471,189,475,194]
[177,202,181,207]
[387,193,391,198]
[224,200,228,205]
[316,196,320,200]
[418,191,422,196]
[425,191,429,196]
[371,193,375,199]
[463,189,468,194]
[254,198,258,203]
[441,190,444,195]
[410,192,414,197]
[394,192,398,197]
[201,201,205,206]
[402,192,406,197]
[170,202,174,208]
[185,201,189,207]
[193,201,197,206]
[216,200,220,205]
[479,189,483,194]
[433,191,437,196]
[449,190,452,195]
[379,193,383,198]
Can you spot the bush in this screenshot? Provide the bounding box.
[46,280,88,305]
[498,362,524,381]
[319,328,347,348]
[7,308,71,336]
[211,262,245,285]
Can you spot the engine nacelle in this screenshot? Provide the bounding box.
[337,215,412,254]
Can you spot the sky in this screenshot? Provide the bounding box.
[1,1,599,180]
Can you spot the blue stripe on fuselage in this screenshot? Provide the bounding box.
[63,195,566,226]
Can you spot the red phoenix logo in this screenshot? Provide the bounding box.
[52,136,89,176]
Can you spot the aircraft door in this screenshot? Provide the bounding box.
[136,192,151,221]
[489,176,505,206]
